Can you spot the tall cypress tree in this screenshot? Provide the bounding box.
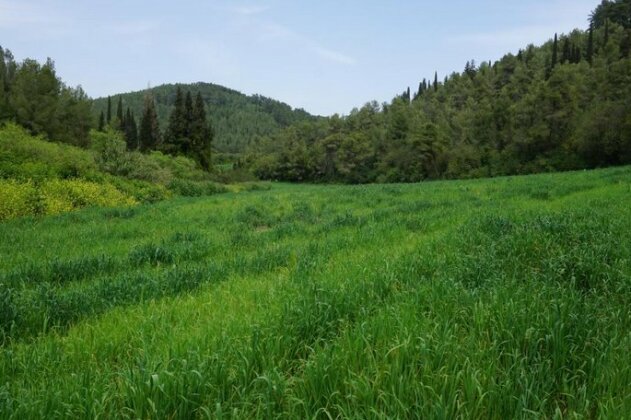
[98,110,105,132]
[124,107,138,150]
[562,37,570,63]
[191,92,212,170]
[183,91,194,155]
[604,19,610,45]
[164,86,186,155]
[433,72,438,92]
[552,33,559,68]
[106,96,112,124]
[116,96,123,129]
[139,92,160,152]
[587,24,594,65]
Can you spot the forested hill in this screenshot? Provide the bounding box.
[245,0,631,183]
[92,83,317,154]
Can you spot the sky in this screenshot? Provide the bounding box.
[0,0,597,116]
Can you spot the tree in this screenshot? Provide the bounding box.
[98,110,105,132]
[116,96,124,130]
[163,86,187,155]
[190,92,213,170]
[562,37,571,63]
[587,24,594,64]
[9,58,60,137]
[139,92,160,152]
[552,33,559,68]
[433,71,438,91]
[124,107,138,150]
[106,96,112,124]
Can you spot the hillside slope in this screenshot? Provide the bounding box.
[92,83,318,154]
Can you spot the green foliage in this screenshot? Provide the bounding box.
[0,47,92,147]
[0,123,97,180]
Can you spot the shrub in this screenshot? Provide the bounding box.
[167,179,227,197]
[0,180,38,220]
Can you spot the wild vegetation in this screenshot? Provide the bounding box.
[0,166,630,418]
[0,123,237,220]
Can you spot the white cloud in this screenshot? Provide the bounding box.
[315,47,357,65]
[233,5,270,16]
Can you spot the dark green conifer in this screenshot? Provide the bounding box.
[98,111,105,132]
[116,96,123,129]
[106,96,112,124]
[139,92,161,152]
[587,24,594,64]
[191,92,212,170]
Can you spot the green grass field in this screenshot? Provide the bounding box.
[1,167,630,418]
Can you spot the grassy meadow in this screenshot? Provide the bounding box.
[0,167,630,418]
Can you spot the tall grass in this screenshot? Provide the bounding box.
[0,166,630,418]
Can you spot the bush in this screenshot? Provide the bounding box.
[0,180,38,220]
[0,124,97,181]
[0,179,137,220]
[167,179,228,197]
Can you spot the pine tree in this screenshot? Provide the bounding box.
[106,96,112,124]
[139,92,161,152]
[98,111,105,131]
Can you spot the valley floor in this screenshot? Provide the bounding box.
[1,167,630,418]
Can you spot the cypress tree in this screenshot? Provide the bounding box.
[587,24,594,65]
[604,19,610,45]
[562,37,570,63]
[124,107,138,150]
[183,91,194,155]
[98,111,105,132]
[106,96,112,124]
[139,92,161,152]
[116,96,123,129]
[433,71,438,92]
[164,86,186,155]
[552,33,559,68]
[191,92,212,170]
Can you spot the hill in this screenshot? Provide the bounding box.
[92,83,318,154]
[1,166,630,417]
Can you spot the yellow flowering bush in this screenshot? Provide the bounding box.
[0,179,137,221]
[40,180,137,215]
[0,180,38,220]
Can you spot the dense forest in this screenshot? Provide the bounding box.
[92,84,317,155]
[245,0,631,183]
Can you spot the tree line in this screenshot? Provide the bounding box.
[245,0,631,183]
[97,88,213,170]
[0,46,214,171]
[0,47,92,147]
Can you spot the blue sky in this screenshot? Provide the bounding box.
[0,0,596,116]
